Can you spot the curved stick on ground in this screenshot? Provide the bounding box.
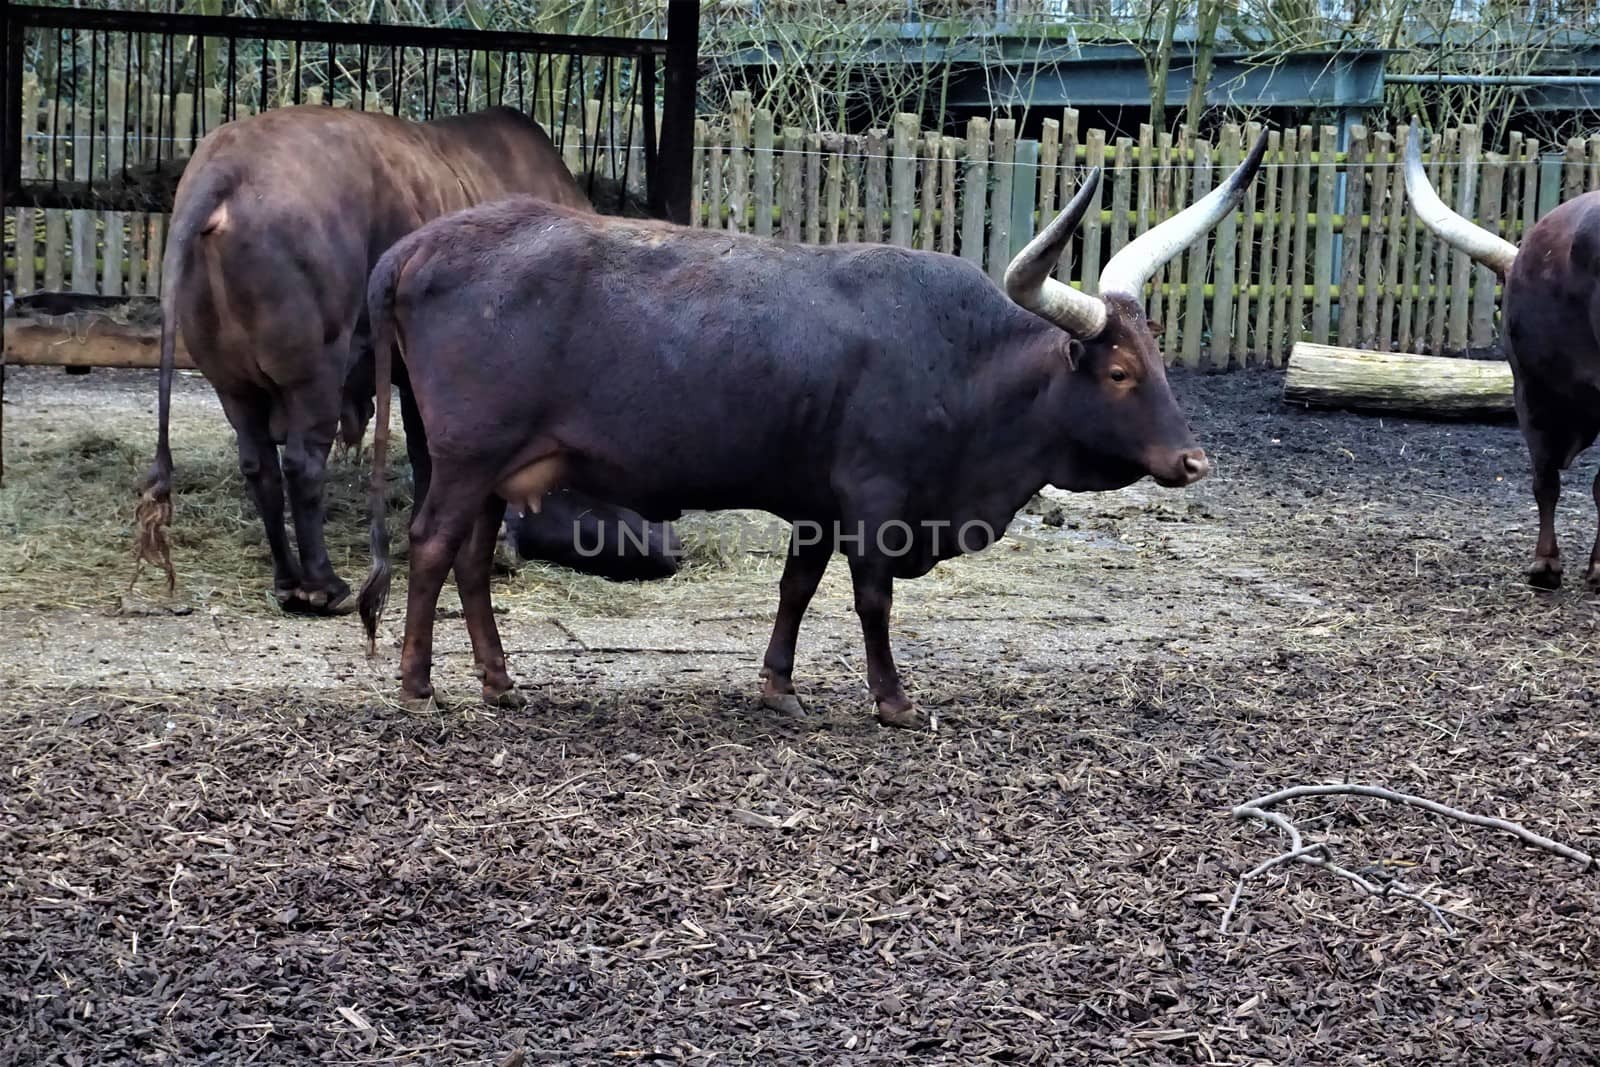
[1220,783,1594,936]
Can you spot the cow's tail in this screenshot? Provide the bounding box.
[358,244,409,654]
[133,171,229,592]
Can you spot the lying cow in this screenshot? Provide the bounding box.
[133,105,679,612]
[1404,122,1600,589]
[357,134,1268,727]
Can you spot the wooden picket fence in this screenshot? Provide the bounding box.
[10,78,1599,369]
[688,96,1587,368]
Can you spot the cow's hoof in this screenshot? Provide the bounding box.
[876,701,928,730]
[483,685,526,709]
[760,691,806,717]
[401,690,445,714]
[1528,560,1563,590]
[304,586,358,615]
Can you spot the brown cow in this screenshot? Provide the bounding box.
[356,135,1268,727]
[1405,122,1600,589]
[134,105,678,612]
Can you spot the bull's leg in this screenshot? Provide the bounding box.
[280,392,352,614]
[845,550,924,729]
[758,534,831,716]
[399,476,488,705]
[218,392,301,604]
[453,494,521,707]
[1528,442,1564,590]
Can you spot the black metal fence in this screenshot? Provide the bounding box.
[2,4,682,216]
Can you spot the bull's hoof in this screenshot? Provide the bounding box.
[876,701,928,730]
[1528,560,1563,590]
[483,684,527,709]
[760,691,806,717]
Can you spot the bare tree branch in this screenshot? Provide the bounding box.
[1221,783,1594,937]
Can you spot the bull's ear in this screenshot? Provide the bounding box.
[1064,338,1085,369]
[1147,318,1165,338]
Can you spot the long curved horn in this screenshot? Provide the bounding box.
[1404,117,1517,277]
[1004,167,1107,338]
[1098,130,1270,300]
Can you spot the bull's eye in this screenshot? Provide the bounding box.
[1109,366,1129,383]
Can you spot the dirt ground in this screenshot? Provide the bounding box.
[1,364,1597,1065]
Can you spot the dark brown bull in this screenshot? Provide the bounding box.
[357,135,1268,728]
[133,105,678,612]
[1405,123,1600,589]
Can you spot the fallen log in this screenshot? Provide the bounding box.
[4,303,192,370]
[1283,342,1514,419]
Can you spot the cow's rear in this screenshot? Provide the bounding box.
[134,105,681,614]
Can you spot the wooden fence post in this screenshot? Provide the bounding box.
[1181,137,1211,368]
[1448,125,1481,351]
[1562,137,1584,202]
[1110,136,1132,259]
[1472,150,1505,348]
[103,73,129,298]
[890,113,917,247]
[1081,128,1106,295]
[727,92,750,232]
[920,131,939,251]
[1136,123,1154,239]
[690,119,707,227]
[960,117,988,269]
[1251,130,1280,364]
[1521,137,1540,248]
[1311,125,1338,344]
[1038,118,1059,226]
[780,125,803,242]
[864,128,887,244]
[1337,125,1367,348]
[1270,128,1297,364]
[1056,110,1080,282]
[805,132,823,245]
[940,137,959,255]
[1010,137,1039,255]
[14,76,41,295]
[1150,131,1172,332]
[71,107,95,293]
[1166,126,1192,353]
[707,126,725,232]
[824,136,843,244]
[1380,128,1405,352]
[844,135,863,243]
[753,108,775,237]
[1428,128,1459,355]
[1362,130,1391,349]
[987,118,1016,281]
[1212,125,1241,368]
[1286,126,1314,355]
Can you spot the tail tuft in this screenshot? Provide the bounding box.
[358,517,391,655]
[132,453,176,593]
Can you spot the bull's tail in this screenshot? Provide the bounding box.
[358,245,408,654]
[133,173,229,592]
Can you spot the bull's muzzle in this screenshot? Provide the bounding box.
[1152,448,1210,488]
